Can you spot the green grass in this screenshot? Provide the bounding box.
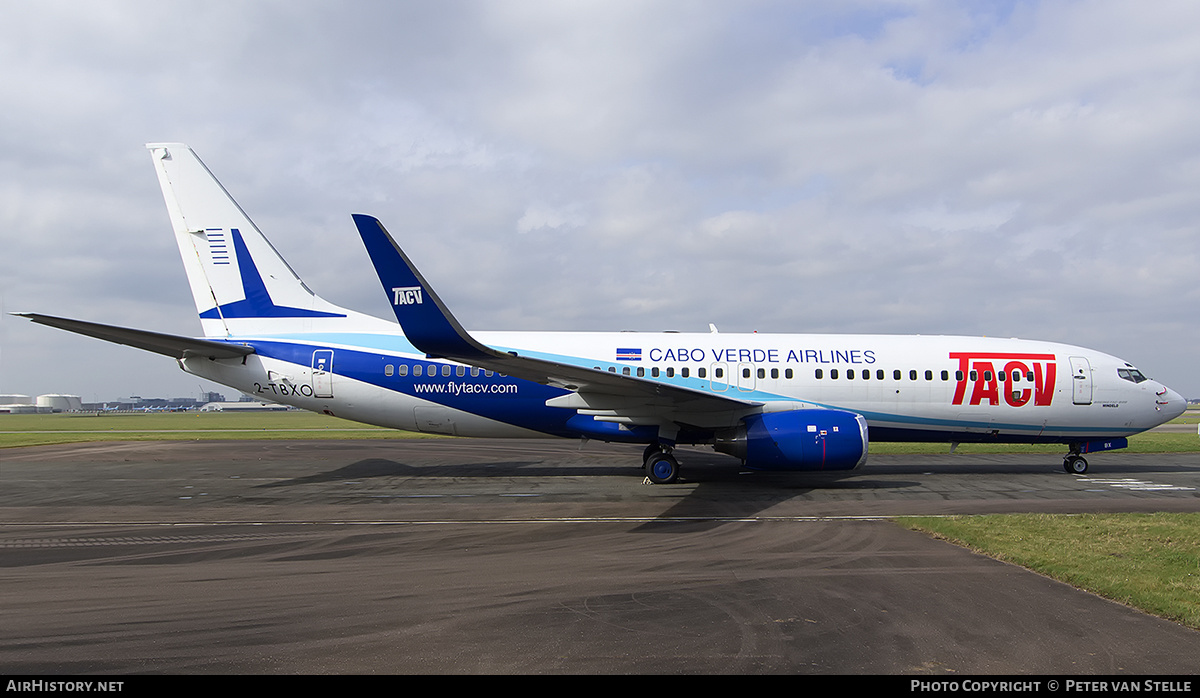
[0,411,438,448]
[900,514,1200,630]
[3,411,1198,451]
[868,431,1200,455]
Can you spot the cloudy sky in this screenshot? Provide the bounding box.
[1,0,1198,403]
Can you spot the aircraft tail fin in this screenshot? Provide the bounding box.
[146,143,361,337]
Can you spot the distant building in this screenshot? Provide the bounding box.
[37,395,83,412]
[0,394,78,414]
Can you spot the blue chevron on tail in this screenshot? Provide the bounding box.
[197,229,345,320]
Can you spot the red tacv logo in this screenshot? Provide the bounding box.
[950,352,1057,407]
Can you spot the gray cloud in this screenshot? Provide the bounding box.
[1,0,1197,402]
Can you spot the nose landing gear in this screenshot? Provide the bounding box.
[1061,438,1129,474]
[1063,454,1089,474]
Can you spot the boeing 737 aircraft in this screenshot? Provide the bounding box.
[17,144,1187,483]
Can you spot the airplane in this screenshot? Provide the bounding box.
[16,143,1188,483]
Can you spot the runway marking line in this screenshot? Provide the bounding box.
[1075,476,1195,492]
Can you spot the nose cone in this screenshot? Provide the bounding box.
[1158,385,1187,422]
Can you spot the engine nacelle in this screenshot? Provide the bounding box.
[714,409,868,471]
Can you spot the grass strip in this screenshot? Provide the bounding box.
[2,412,1198,451]
[899,513,1200,630]
[0,411,437,448]
[869,432,1200,455]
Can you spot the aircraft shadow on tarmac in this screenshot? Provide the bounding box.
[246,443,1196,531]
[253,457,543,487]
[253,450,923,490]
[252,449,926,531]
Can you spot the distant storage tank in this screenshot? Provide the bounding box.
[37,394,83,412]
[0,394,32,405]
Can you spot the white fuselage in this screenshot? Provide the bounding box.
[179,328,1186,444]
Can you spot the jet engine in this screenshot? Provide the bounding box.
[714,409,868,471]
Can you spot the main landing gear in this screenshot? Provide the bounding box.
[643,444,680,484]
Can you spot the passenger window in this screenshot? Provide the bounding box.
[785,369,793,379]
[413,364,423,377]
[925,370,933,381]
[831,369,839,379]
[847,369,854,380]
[398,364,409,377]
[622,367,630,376]
[983,371,993,381]
[651,367,660,378]
[956,370,964,381]
[636,367,645,377]
[384,364,394,377]
[758,368,766,379]
[876,369,884,380]
[442,365,452,377]
[770,368,779,379]
[970,370,977,381]
[894,369,901,380]
[815,369,823,379]
[909,370,917,380]
[485,370,494,377]
[666,367,675,378]
[941,370,948,381]
[699,368,707,378]
[471,367,480,377]
[682,367,690,378]
[714,368,723,378]
[456,365,466,377]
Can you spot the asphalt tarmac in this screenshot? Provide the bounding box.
[2,438,1199,674]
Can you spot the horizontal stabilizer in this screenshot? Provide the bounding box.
[13,313,254,360]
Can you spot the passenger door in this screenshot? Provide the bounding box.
[312,350,334,398]
[1069,356,1092,405]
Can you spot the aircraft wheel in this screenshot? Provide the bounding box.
[643,443,661,465]
[646,453,680,484]
[1064,455,1088,474]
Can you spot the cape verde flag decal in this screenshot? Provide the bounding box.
[616,347,642,362]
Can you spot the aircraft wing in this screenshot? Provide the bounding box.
[352,215,760,430]
[13,313,255,361]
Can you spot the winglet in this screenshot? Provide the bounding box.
[352,214,493,360]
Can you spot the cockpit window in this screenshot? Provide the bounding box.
[1117,368,1148,383]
